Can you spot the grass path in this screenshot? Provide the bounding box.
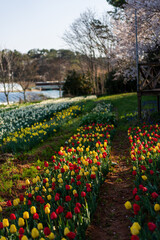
[86,130,134,240]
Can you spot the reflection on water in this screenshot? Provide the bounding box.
[0,90,62,104]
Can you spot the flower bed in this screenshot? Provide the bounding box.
[0,102,72,143]
[125,124,160,240]
[0,96,97,143]
[80,102,116,125]
[1,105,83,153]
[0,123,114,240]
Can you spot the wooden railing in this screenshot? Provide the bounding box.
[138,62,160,91]
[137,62,160,118]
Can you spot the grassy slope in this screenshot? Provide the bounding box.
[98,92,157,116]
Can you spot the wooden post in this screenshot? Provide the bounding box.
[137,91,142,119]
[157,95,160,112]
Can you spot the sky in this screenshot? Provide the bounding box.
[0,0,113,53]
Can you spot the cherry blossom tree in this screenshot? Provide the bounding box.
[112,0,160,81]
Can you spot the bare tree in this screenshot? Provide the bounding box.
[0,49,14,104]
[15,54,37,102]
[63,9,113,95]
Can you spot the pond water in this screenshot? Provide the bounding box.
[0,90,62,104]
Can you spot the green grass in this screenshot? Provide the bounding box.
[98,92,158,117]
[0,100,43,110]
[97,92,159,130]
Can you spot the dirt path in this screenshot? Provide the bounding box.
[86,130,134,240]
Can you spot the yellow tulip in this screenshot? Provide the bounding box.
[45,182,49,188]
[35,187,39,192]
[47,195,52,200]
[32,178,37,184]
[48,233,55,239]
[18,218,25,227]
[21,236,28,240]
[45,207,50,214]
[142,175,147,181]
[58,178,63,183]
[73,189,77,195]
[52,178,56,182]
[130,222,141,235]
[2,219,9,227]
[25,179,30,185]
[64,227,70,236]
[0,206,2,212]
[23,211,29,219]
[31,228,39,238]
[13,199,19,206]
[37,223,43,230]
[10,224,17,233]
[30,206,36,214]
[124,201,132,210]
[154,204,160,211]
[0,237,6,240]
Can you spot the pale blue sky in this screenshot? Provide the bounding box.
[0,0,112,53]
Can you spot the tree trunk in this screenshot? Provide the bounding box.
[5,93,9,105]
[23,90,27,102]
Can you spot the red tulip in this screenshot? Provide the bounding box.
[50,212,57,220]
[148,222,156,231]
[10,213,16,220]
[81,191,86,197]
[0,222,3,229]
[66,211,72,219]
[33,213,39,220]
[44,227,51,235]
[66,232,76,239]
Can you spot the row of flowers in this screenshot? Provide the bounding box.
[0,101,73,142]
[80,102,116,126]
[0,96,97,142]
[125,123,160,240]
[0,123,114,239]
[0,105,83,153]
